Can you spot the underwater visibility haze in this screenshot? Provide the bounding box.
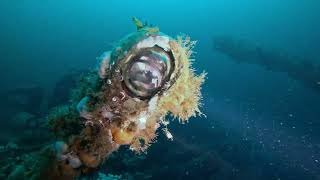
[0,1,320,180]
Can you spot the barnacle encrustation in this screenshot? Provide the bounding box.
[13,18,206,180]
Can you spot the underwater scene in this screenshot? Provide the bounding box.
[0,1,320,180]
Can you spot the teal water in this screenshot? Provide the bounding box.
[0,1,320,179]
